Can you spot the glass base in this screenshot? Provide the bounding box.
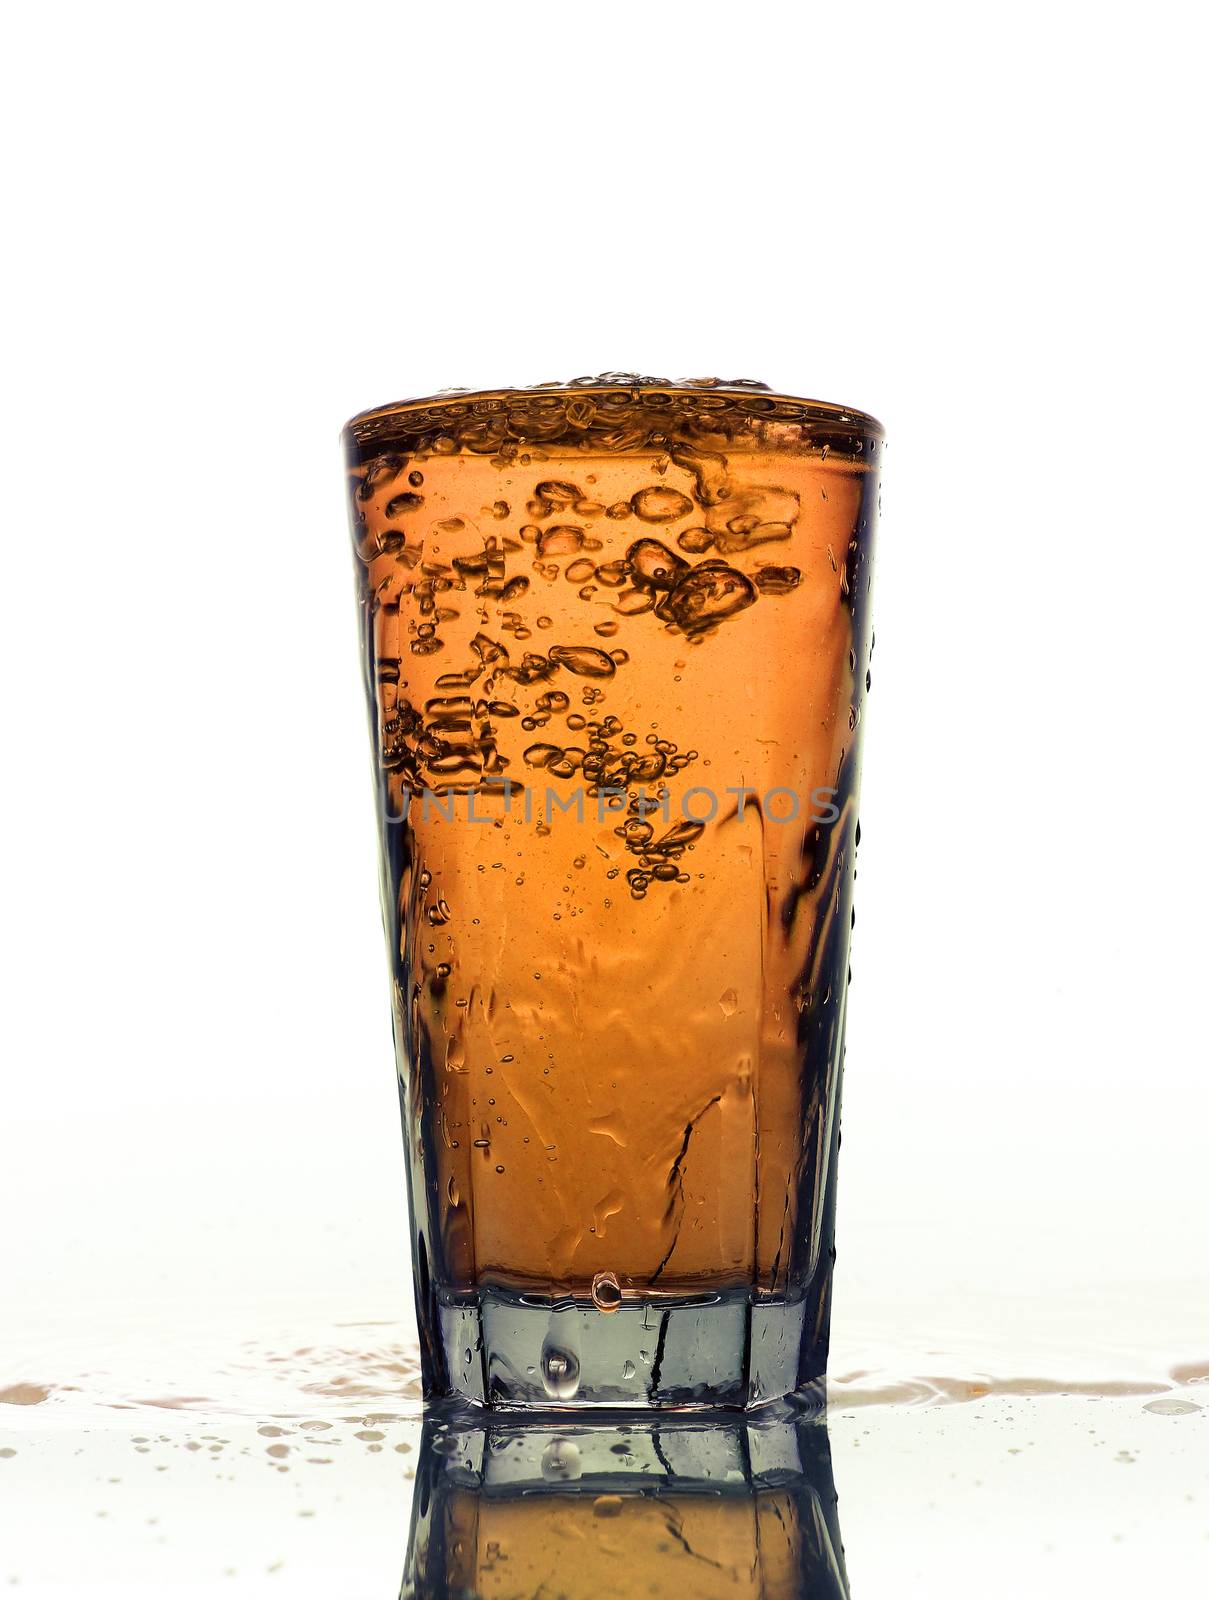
[433,1287,824,1411]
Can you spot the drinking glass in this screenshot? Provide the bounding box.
[343,376,882,1409]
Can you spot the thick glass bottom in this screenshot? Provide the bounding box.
[432,1286,825,1411]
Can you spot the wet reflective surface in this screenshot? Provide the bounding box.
[3,1381,1206,1596]
[401,1399,848,1598]
[3,1131,1207,1595]
[3,1284,1208,1598]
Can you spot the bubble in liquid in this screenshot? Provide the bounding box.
[626,538,688,590]
[535,690,571,715]
[538,525,584,557]
[656,819,705,849]
[754,564,802,594]
[718,988,739,1016]
[385,491,423,517]
[540,1438,582,1481]
[591,1271,622,1312]
[533,480,582,509]
[613,589,656,617]
[631,486,693,522]
[540,1341,581,1401]
[524,742,563,767]
[677,526,714,554]
[594,559,630,587]
[1143,1398,1201,1415]
[622,1359,636,1379]
[548,644,617,678]
[662,563,756,633]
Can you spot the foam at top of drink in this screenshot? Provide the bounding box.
[343,374,883,465]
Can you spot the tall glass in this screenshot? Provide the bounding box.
[343,376,882,1409]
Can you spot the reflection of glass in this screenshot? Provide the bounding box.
[344,376,882,1408]
[401,1400,848,1599]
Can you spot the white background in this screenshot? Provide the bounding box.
[3,0,1207,1400]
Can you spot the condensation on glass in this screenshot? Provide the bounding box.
[342,376,883,1409]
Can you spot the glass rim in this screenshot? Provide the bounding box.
[342,377,884,455]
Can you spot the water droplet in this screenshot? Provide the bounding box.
[540,1438,581,1480]
[540,1342,581,1401]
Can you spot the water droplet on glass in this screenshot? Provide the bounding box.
[540,1438,582,1481]
[540,1341,581,1401]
